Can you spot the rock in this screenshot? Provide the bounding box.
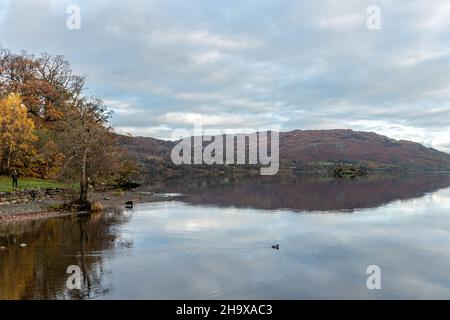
[0,188,70,205]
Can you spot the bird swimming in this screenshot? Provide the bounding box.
[125,200,133,208]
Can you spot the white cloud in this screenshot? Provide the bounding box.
[149,29,261,50]
[116,125,172,139]
[317,13,364,29]
[157,112,259,127]
[0,0,449,152]
[418,2,450,31]
[348,120,450,153]
[0,0,11,24]
[105,99,143,115]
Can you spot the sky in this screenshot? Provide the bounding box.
[0,0,449,152]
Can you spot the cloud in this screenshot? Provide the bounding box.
[149,29,261,50]
[0,0,449,151]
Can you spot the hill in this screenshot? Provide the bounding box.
[279,129,450,170]
[117,129,450,182]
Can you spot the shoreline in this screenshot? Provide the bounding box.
[0,190,179,223]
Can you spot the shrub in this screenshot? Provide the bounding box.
[90,201,104,213]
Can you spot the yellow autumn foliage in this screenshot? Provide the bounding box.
[0,93,37,173]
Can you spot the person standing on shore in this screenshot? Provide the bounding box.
[11,169,19,188]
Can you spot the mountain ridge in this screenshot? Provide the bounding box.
[117,129,450,172]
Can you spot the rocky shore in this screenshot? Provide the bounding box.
[0,189,180,222]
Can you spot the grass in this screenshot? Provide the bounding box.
[112,189,124,197]
[0,176,78,192]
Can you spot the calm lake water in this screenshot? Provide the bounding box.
[1,173,450,299]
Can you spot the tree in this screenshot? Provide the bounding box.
[0,49,84,178]
[0,93,37,173]
[0,49,85,123]
[0,49,139,209]
[58,97,113,206]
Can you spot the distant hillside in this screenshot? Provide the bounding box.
[117,134,174,161]
[279,129,450,170]
[118,130,450,181]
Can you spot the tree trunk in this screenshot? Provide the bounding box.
[6,142,12,172]
[79,138,89,204]
[79,219,91,295]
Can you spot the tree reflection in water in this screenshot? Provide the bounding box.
[0,208,131,300]
[2,173,450,299]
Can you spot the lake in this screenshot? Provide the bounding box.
[1,173,450,299]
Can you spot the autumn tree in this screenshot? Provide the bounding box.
[0,49,85,123]
[0,49,84,178]
[0,93,37,173]
[0,49,139,208]
[58,97,113,205]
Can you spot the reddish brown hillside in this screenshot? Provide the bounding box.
[118,130,450,171]
[279,129,450,169]
[117,135,174,160]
